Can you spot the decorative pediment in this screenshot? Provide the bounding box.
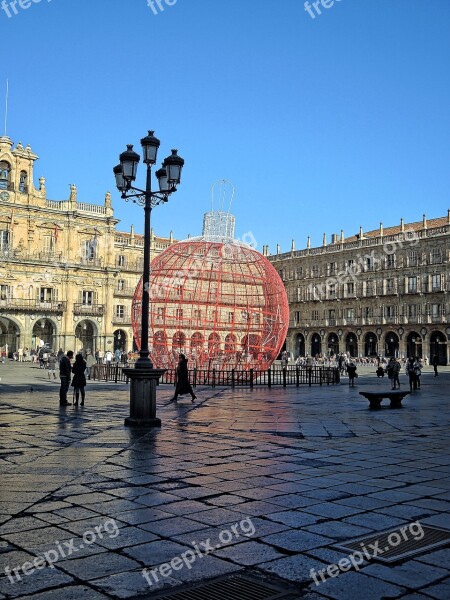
[36,221,62,230]
[78,227,103,237]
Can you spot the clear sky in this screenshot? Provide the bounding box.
[2,0,449,252]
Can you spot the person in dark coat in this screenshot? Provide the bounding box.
[171,354,196,403]
[71,353,87,405]
[432,355,439,377]
[59,350,73,406]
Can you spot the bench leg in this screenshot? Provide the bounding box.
[390,398,403,409]
[369,398,382,409]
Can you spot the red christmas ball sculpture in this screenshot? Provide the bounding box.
[132,241,288,371]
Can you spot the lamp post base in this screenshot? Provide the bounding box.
[123,367,165,428]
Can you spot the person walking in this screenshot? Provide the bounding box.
[432,355,439,377]
[386,357,401,390]
[71,353,87,406]
[47,352,57,380]
[171,354,197,403]
[346,362,357,387]
[59,350,73,406]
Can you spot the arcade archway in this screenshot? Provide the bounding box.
[430,331,447,365]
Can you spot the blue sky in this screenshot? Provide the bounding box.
[2,0,449,252]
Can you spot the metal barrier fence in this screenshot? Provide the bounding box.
[90,364,340,387]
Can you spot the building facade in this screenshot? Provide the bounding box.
[0,136,174,356]
[267,214,450,365]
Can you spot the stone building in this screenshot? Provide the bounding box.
[267,214,450,365]
[0,136,174,356]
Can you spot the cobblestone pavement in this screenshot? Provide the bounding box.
[0,363,449,599]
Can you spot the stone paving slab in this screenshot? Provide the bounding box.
[0,364,449,598]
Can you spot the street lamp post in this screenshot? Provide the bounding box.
[114,131,184,427]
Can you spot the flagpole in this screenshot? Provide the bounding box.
[4,79,8,137]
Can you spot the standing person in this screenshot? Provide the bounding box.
[85,351,96,380]
[346,362,357,387]
[432,355,439,377]
[71,353,87,406]
[105,349,112,365]
[47,352,57,380]
[406,356,418,392]
[114,348,121,364]
[414,357,422,389]
[56,348,64,365]
[59,350,73,406]
[18,347,23,362]
[171,354,197,403]
[98,349,104,364]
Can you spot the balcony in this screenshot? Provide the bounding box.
[114,287,135,298]
[0,298,67,312]
[112,314,131,325]
[73,303,105,317]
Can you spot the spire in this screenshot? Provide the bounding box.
[291,239,295,252]
[379,222,383,237]
[322,233,327,246]
[359,226,363,239]
[276,243,280,255]
[400,218,404,232]
[307,236,311,249]
[422,213,427,229]
[340,230,344,242]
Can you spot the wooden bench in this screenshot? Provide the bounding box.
[359,391,410,410]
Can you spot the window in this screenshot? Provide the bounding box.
[194,309,202,321]
[44,235,55,254]
[40,287,54,303]
[386,254,395,268]
[0,284,9,300]
[0,230,9,251]
[312,264,319,277]
[385,305,395,318]
[228,311,234,324]
[346,259,354,270]
[176,308,183,320]
[431,304,441,318]
[366,281,373,296]
[386,279,395,294]
[116,305,125,318]
[253,313,260,325]
[19,171,27,193]
[0,161,10,190]
[408,305,417,317]
[117,255,126,267]
[432,274,441,292]
[346,282,354,296]
[117,279,125,291]
[312,310,319,321]
[328,309,336,320]
[294,311,301,325]
[82,291,94,305]
[431,249,442,264]
[327,262,337,276]
[82,239,96,261]
[295,267,303,278]
[408,250,418,266]
[156,307,165,321]
[408,276,417,293]
[346,308,355,319]
[363,306,373,318]
[365,256,374,271]
[328,284,336,299]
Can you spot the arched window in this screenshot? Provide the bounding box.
[0,161,11,190]
[19,171,28,193]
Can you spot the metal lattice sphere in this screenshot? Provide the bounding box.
[131,236,289,372]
